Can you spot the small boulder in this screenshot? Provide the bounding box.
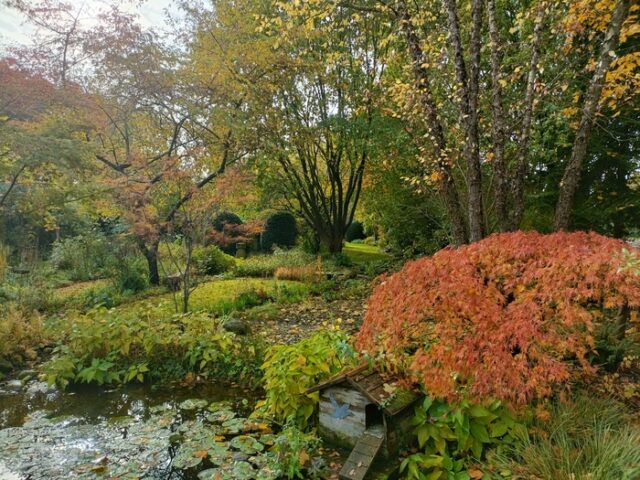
[223,318,250,336]
[5,379,23,391]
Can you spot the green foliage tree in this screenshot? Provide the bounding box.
[344,221,366,242]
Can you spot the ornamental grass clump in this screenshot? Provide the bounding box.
[356,231,640,406]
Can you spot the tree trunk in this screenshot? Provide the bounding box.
[554,0,631,231]
[140,240,160,286]
[487,0,509,232]
[320,232,344,254]
[395,0,467,246]
[444,0,485,242]
[511,2,546,230]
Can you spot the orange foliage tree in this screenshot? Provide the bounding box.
[356,231,640,406]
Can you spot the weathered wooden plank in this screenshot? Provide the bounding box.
[339,426,385,480]
[354,433,384,448]
[353,442,381,456]
[355,373,386,392]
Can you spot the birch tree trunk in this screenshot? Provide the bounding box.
[511,2,546,230]
[444,0,485,242]
[395,0,467,245]
[554,0,631,231]
[487,0,509,231]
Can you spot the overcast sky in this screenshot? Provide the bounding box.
[0,0,177,46]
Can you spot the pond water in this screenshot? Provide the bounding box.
[0,373,253,480]
[0,373,397,480]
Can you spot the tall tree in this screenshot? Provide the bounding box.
[554,0,632,230]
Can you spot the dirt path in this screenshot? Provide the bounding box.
[243,296,367,345]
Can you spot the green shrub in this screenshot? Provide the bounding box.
[191,244,235,275]
[400,398,525,480]
[44,304,240,388]
[50,234,112,281]
[255,330,356,428]
[485,395,640,480]
[261,212,298,252]
[271,424,326,479]
[81,284,122,309]
[332,252,352,267]
[109,256,148,294]
[345,221,365,242]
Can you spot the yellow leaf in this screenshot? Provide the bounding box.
[299,450,310,466]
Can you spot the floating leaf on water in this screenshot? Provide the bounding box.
[257,434,276,447]
[206,410,236,424]
[179,399,209,411]
[172,447,205,470]
[230,435,264,455]
[149,403,173,414]
[207,401,234,412]
[221,417,247,435]
[232,461,256,480]
[198,468,224,480]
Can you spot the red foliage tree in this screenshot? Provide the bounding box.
[356,231,640,406]
[208,220,264,248]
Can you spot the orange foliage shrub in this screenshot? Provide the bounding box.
[356,231,640,406]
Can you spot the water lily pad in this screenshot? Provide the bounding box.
[149,403,173,414]
[230,435,264,454]
[221,417,247,435]
[232,461,256,479]
[172,447,205,470]
[179,399,209,411]
[206,409,236,424]
[207,401,233,412]
[207,444,232,466]
[198,468,233,480]
[258,433,277,447]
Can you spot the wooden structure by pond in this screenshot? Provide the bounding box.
[306,365,421,480]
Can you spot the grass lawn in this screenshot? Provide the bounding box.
[127,277,309,315]
[54,279,110,300]
[343,242,389,264]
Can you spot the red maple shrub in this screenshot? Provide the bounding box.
[356,231,640,406]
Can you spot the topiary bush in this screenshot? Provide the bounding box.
[191,245,236,275]
[356,231,640,406]
[345,221,365,242]
[261,212,298,252]
[212,211,243,232]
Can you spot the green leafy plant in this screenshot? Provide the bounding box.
[400,398,525,480]
[43,304,239,388]
[191,244,236,275]
[255,330,356,428]
[271,424,325,479]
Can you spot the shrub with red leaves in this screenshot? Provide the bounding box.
[356,231,640,406]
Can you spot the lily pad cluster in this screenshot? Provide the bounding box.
[171,401,283,480]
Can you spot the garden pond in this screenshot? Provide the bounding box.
[0,371,289,480]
